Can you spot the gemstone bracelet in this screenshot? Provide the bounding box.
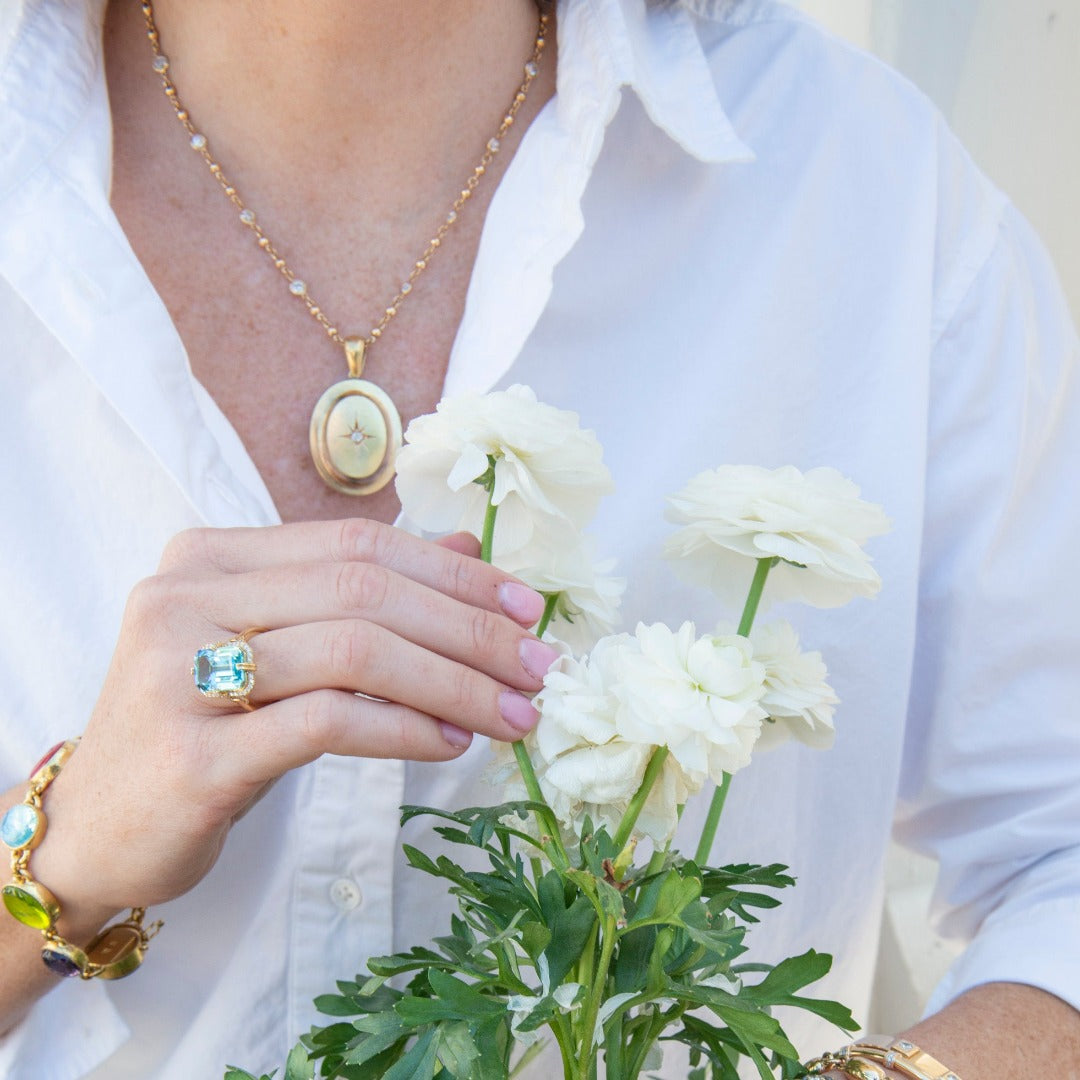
[1,739,162,979]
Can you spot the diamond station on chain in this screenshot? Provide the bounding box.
[194,643,253,695]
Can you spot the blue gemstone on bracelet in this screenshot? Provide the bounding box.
[194,643,252,694]
[1,803,42,850]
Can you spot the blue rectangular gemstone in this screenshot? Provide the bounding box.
[194,644,251,694]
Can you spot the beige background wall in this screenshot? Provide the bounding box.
[789,0,1080,1031]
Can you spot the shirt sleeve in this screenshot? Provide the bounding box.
[0,979,130,1079]
[895,192,1080,1015]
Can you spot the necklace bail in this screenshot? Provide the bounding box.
[344,337,366,378]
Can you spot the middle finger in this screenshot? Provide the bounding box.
[201,561,561,692]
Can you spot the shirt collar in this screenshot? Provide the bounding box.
[574,0,754,165]
[0,0,110,202]
[441,0,755,397]
[0,0,753,199]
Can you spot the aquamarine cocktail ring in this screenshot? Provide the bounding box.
[192,627,265,712]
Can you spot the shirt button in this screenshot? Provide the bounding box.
[329,877,362,911]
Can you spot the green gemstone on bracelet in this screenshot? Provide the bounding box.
[2,881,59,929]
[1,803,45,850]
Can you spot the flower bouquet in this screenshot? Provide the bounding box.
[229,385,890,1080]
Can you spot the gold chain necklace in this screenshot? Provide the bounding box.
[141,2,549,495]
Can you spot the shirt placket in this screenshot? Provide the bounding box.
[286,753,406,1044]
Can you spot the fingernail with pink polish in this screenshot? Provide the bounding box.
[520,639,561,681]
[498,581,546,625]
[439,722,473,750]
[499,690,540,733]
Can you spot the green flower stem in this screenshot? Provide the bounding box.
[628,1007,680,1079]
[576,919,599,988]
[738,555,778,636]
[536,592,560,638]
[512,741,570,869]
[550,1017,577,1080]
[605,1010,626,1080]
[613,746,670,853]
[694,557,778,866]
[479,491,499,564]
[693,772,731,865]
[644,831,675,877]
[576,914,618,1080]
[477,468,569,867]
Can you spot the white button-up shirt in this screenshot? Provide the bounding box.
[1,0,1078,1077]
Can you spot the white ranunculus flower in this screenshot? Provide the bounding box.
[529,638,658,839]
[744,620,838,751]
[395,385,613,555]
[498,534,625,653]
[664,465,891,609]
[490,637,689,844]
[614,623,768,782]
[494,624,768,845]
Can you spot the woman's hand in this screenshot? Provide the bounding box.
[30,518,558,925]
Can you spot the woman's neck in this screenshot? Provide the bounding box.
[113,0,552,221]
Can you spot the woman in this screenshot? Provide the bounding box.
[1,0,1077,1076]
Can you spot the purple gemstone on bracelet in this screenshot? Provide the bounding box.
[42,947,82,978]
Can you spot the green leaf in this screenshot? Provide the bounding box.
[283,1044,314,1080]
[435,1021,481,1077]
[430,968,508,1016]
[613,924,656,994]
[738,949,858,1031]
[536,872,596,986]
[742,949,831,1002]
[382,1028,439,1080]
[223,1069,272,1080]
[395,971,506,1026]
[343,1012,409,1067]
[309,1021,364,1050]
[519,919,552,962]
[627,868,702,930]
[313,994,363,1018]
[368,946,448,978]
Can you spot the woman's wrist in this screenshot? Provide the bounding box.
[2,742,161,980]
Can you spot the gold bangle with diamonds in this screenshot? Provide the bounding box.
[841,1037,962,1080]
[804,1036,963,1080]
[1,740,163,979]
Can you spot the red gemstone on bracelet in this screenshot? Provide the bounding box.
[29,742,66,779]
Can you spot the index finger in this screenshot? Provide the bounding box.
[158,519,547,625]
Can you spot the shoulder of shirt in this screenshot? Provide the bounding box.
[675,0,952,137]
[671,0,1011,329]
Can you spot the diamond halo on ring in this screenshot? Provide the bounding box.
[192,627,265,712]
